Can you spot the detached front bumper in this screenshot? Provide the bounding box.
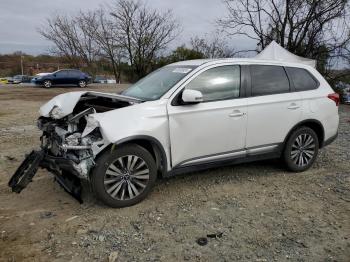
[8,149,83,203]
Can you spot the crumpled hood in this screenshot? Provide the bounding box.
[40,91,87,119]
[39,91,140,119]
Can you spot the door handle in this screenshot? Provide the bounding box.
[229,110,245,117]
[288,103,300,110]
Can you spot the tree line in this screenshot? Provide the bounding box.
[38,0,233,82]
[38,0,350,84]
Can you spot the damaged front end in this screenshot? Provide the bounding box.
[8,91,141,202]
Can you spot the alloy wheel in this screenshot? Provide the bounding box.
[290,133,315,167]
[79,80,86,87]
[104,155,150,200]
[43,80,51,88]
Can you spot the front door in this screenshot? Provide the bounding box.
[53,70,68,85]
[167,65,248,167]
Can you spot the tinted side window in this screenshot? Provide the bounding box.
[250,65,290,96]
[56,71,68,77]
[286,67,318,91]
[185,65,240,102]
[68,70,80,77]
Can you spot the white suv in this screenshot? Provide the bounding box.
[9,59,339,207]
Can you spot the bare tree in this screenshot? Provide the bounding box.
[191,33,235,58]
[39,14,99,70]
[217,0,350,73]
[110,0,181,79]
[78,9,125,82]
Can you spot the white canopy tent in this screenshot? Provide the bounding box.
[255,40,316,68]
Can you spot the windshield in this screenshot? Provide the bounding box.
[122,65,196,101]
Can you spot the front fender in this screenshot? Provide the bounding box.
[90,100,171,170]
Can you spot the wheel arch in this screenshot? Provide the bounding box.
[283,119,325,149]
[110,135,168,177]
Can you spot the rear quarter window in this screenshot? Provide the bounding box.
[285,67,319,91]
[250,65,290,96]
[68,70,81,77]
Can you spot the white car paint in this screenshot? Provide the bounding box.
[39,58,339,172]
[245,92,302,148]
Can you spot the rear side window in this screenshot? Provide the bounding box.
[68,70,81,77]
[185,65,240,102]
[286,67,318,91]
[250,65,290,96]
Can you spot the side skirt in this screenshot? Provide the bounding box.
[166,150,281,177]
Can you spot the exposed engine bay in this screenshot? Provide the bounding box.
[8,91,141,202]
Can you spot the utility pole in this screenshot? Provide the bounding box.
[21,55,24,75]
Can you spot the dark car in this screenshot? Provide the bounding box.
[31,69,91,88]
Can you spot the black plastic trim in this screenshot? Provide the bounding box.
[282,119,325,148]
[114,135,168,177]
[240,65,249,98]
[173,143,280,168]
[40,154,81,178]
[167,151,281,177]
[323,132,338,147]
[166,143,282,177]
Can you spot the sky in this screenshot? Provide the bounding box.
[0,0,257,55]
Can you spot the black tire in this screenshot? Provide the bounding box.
[91,144,157,208]
[283,127,319,172]
[78,80,87,88]
[43,80,52,88]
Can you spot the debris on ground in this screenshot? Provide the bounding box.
[196,237,208,246]
[207,232,223,238]
[39,211,55,219]
[108,251,119,262]
[65,215,79,222]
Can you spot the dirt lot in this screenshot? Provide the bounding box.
[0,84,349,262]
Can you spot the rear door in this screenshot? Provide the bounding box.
[167,64,248,167]
[246,64,302,149]
[67,70,81,85]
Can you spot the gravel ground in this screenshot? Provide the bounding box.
[0,85,349,262]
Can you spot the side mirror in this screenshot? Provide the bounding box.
[181,89,203,104]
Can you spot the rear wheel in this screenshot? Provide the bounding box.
[43,80,52,88]
[283,127,319,172]
[78,80,87,88]
[91,144,157,208]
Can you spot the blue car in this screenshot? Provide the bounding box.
[32,69,91,88]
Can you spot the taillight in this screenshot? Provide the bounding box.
[328,93,340,106]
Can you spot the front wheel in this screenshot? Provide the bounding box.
[43,80,52,88]
[283,127,319,172]
[91,144,157,208]
[78,80,87,88]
